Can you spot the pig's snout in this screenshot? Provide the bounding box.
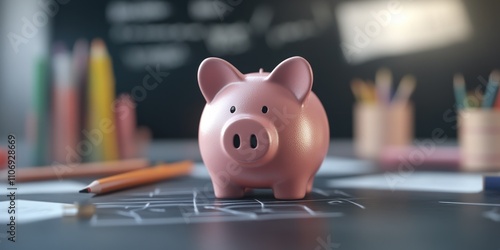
[222,117,277,164]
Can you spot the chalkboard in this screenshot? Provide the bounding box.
[51,0,500,139]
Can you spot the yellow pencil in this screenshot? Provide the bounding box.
[350,78,364,103]
[365,80,378,103]
[87,39,119,161]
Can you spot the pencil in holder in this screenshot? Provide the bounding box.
[354,102,414,159]
[458,109,500,171]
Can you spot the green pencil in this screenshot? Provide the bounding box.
[33,57,51,165]
[453,73,467,110]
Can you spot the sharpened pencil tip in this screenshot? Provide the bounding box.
[79,188,90,193]
[90,38,108,56]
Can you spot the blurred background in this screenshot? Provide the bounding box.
[1,0,500,164]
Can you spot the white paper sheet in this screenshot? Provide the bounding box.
[0,200,71,224]
[328,172,483,193]
[0,180,85,194]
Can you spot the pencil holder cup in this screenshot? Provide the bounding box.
[354,102,414,159]
[458,109,500,171]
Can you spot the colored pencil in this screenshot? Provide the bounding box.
[495,91,500,110]
[375,68,392,105]
[453,73,467,109]
[31,57,51,165]
[115,94,137,159]
[350,78,364,103]
[87,39,119,161]
[0,148,7,170]
[358,79,374,103]
[135,126,152,158]
[0,158,149,182]
[79,161,193,194]
[72,39,89,154]
[465,91,482,108]
[365,80,378,103]
[393,74,416,104]
[482,70,500,108]
[52,43,79,164]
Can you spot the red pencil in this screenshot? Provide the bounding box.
[494,86,500,110]
[0,148,7,170]
[115,94,137,159]
[52,43,79,164]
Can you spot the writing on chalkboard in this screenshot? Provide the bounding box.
[106,1,335,71]
[89,187,365,226]
[439,201,500,223]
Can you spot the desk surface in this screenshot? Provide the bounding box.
[4,140,500,250]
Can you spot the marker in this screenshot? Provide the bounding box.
[79,161,193,195]
[484,174,500,191]
[483,70,500,108]
[453,73,467,109]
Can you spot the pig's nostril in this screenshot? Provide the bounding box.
[250,134,257,149]
[233,134,240,148]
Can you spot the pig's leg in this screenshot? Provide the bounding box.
[213,182,245,198]
[306,176,314,193]
[272,180,308,200]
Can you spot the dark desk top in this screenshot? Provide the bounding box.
[3,140,500,250]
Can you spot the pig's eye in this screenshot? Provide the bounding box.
[230,106,236,113]
[262,106,268,114]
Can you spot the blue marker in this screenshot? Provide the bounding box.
[484,175,500,191]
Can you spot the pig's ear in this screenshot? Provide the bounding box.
[266,56,313,103]
[198,57,244,103]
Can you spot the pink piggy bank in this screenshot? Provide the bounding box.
[198,56,329,199]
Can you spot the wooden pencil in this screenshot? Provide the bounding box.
[0,158,149,182]
[79,161,193,194]
[87,39,119,161]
